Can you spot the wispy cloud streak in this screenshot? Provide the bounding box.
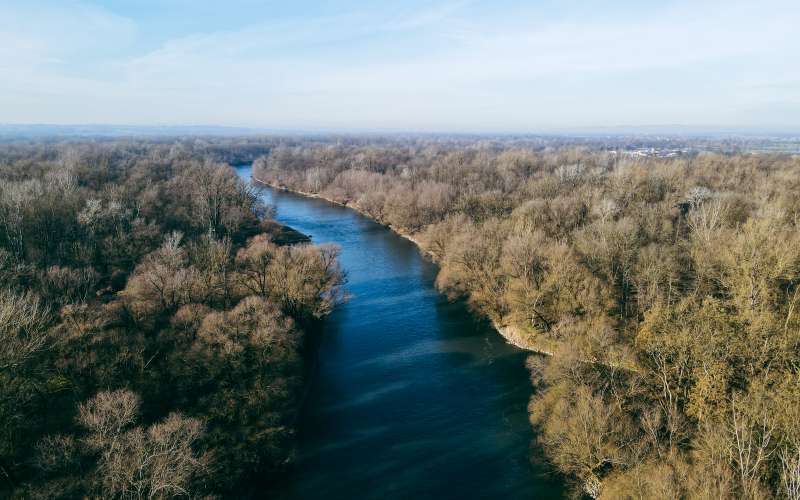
[1,0,798,130]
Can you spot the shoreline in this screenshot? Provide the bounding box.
[251,175,436,258]
[251,174,554,356]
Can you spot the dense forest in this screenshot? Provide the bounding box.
[253,142,800,499]
[0,141,345,498]
[3,136,799,499]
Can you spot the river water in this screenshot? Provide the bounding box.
[236,165,562,499]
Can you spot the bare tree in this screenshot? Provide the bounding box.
[78,389,140,449]
[79,390,208,499]
[122,232,199,322]
[781,444,800,500]
[728,395,775,499]
[0,290,51,370]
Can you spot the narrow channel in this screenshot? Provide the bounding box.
[236,165,563,499]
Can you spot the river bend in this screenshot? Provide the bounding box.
[236,165,562,500]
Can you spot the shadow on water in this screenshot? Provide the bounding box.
[235,166,564,499]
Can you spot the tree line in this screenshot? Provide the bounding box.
[254,142,800,499]
[0,141,345,498]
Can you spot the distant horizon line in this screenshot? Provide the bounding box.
[1,122,799,139]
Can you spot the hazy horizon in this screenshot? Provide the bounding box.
[2,0,799,131]
[2,123,799,139]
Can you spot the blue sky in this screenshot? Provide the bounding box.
[1,0,798,132]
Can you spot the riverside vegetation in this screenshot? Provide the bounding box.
[254,142,800,499]
[0,141,345,498]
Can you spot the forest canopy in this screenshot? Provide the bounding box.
[2,135,799,499]
[253,140,800,499]
[0,140,345,498]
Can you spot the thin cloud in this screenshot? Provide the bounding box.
[0,0,798,130]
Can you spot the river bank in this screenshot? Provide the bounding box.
[250,174,557,356]
[238,164,565,499]
[252,176,434,254]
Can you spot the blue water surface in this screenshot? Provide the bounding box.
[236,165,563,500]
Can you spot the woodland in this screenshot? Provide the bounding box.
[254,140,800,499]
[3,135,799,499]
[0,141,345,498]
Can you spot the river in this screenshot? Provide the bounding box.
[235,165,563,499]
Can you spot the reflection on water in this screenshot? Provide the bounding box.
[236,166,563,500]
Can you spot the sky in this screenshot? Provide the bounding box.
[1,0,799,132]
